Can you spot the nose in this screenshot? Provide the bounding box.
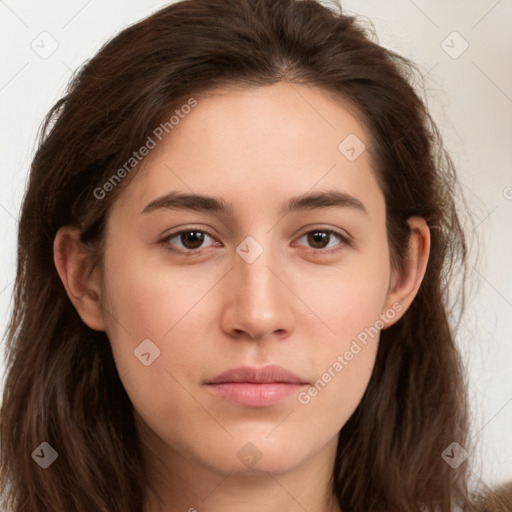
[219,238,296,341]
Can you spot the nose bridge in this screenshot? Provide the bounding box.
[223,233,293,338]
[236,234,282,307]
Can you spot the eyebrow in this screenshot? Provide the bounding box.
[141,189,367,216]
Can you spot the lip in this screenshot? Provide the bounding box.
[205,365,308,407]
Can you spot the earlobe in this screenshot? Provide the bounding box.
[53,226,106,331]
[382,216,431,328]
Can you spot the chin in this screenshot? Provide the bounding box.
[200,435,313,477]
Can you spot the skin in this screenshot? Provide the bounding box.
[54,82,430,512]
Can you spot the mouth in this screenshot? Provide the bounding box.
[204,365,309,407]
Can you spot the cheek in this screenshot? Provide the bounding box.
[101,239,220,345]
[294,252,390,418]
[99,251,203,433]
[99,242,228,414]
[299,252,391,343]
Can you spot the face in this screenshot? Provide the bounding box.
[97,82,399,477]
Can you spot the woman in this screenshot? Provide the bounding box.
[0,0,501,510]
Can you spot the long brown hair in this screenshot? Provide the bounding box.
[473,482,512,512]
[0,0,485,510]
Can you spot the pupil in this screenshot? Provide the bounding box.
[309,231,328,249]
[181,231,205,249]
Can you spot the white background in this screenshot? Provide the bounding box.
[1,0,511,489]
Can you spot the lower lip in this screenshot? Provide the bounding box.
[206,382,305,407]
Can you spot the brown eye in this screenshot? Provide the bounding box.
[161,228,218,255]
[296,229,347,252]
[178,231,206,249]
[307,231,333,249]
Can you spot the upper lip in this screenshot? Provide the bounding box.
[206,365,308,385]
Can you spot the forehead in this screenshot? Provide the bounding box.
[110,82,384,223]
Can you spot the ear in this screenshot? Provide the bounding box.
[381,216,431,328]
[53,226,106,331]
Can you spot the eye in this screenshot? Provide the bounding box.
[160,227,219,255]
[294,229,349,253]
[160,226,350,257]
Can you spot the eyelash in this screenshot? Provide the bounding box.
[159,226,351,257]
